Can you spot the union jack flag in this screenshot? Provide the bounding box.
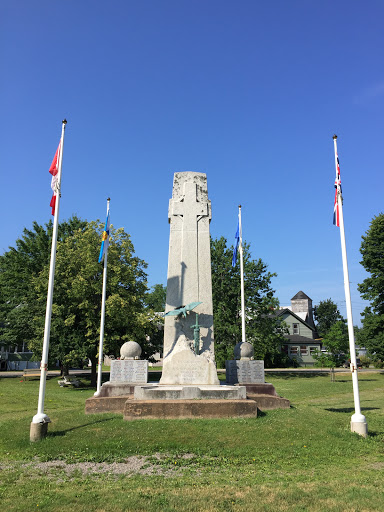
[333,153,342,227]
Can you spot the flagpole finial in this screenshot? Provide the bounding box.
[333,134,337,140]
[107,197,111,201]
[238,204,242,209]
[62,119,67,125]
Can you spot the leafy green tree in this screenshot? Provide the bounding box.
[211,236,286,368]
[313,351,335,369]
[142,284,166,360]
[358,213,384,361]
[314,299,345,337]
[0,217,161,385]
[145,284,167,312]
[30,221,155,384]
[320,321,349,364]
[0,217,87,349]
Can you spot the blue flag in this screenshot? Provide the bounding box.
[98,210,110,263]
[232,222,239,267]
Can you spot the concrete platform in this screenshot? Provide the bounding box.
[240,383,280,396]
[133,384,246,400]
[241,383,290,410]
[85,396,131,415]
[124,399,258,420]
[246,394,290,410]
[95,382,136,397]
[85,382,290,416]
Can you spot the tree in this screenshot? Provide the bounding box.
[320,321,349,365]
[358,213,384,360]
[314,299,345,337]
[145,284,167,312]
[0,218,160,385]
[29,221,156,384]
[211,236,286,368]
[0,217,87,349]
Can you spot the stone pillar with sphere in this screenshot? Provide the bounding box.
[89,341,148,398]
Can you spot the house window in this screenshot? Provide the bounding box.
[301,346,308,355]
[290,346,299,355]
[310,347,318,355]
[293,323,299,334]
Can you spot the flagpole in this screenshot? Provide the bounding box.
[30,119,67,442]
[95,198,110,396]
[238,205,246,343]
[333,135,367,437]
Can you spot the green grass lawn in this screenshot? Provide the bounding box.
[0,372,383,511]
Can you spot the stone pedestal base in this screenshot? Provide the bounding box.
[96,382,136,397]
[30,422,49,442]
[85,396,131,414]
[84,383,289,415]
[134,384,246,400]
[240,383,290,410]
[351,413,368,437]
[124,399,257,420]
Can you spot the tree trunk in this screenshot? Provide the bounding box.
[90,356,97,387]
[60,362,70,376]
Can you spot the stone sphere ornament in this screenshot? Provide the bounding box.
[120,341,142,360]
[234,341,254,360]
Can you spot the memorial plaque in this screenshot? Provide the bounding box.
[225,360,265,384]
[110,360,148,383]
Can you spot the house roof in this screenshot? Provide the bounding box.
[291,291,312,301]
[294,311,308,321]
[283,334,322,344]
[274,308,315,332]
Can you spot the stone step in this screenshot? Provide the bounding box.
[246,394,290,410]
[85,396,130,415]
[123,399,258,420]
[134,384,246,400]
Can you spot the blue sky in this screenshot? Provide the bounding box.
[1,0,383,325]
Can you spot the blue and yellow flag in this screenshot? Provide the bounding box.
[98,208,110,263]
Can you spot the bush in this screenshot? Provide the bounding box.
[373,359,384,369]
[314,353,335,368]
[264,351,291,368]
[359,355,371,368]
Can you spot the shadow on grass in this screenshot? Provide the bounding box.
[334,379,378,383]
[367,430,384,438]
[47,417,115,437]
[325,407,380,413]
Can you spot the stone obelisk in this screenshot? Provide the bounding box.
[160,172,219,385]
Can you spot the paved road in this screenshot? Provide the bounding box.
[1,367,382,378]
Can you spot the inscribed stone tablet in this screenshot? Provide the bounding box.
[225,360,265,384]
[110,360,148,383]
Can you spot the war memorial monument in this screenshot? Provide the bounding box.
[86,172,289,418]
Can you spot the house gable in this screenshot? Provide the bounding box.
[277,309,315,339]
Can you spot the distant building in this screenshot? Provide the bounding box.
[276,291,322,366]
[0,343,38,371]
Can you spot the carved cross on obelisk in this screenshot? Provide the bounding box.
[161,172,219,385]
[171,181,208,305]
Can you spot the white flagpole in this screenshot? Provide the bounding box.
[30,119,67,440]
[95,198,110,396]
[238,205,246,343]
[333,135,367,437]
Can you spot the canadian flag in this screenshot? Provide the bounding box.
[49,141,61,216]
